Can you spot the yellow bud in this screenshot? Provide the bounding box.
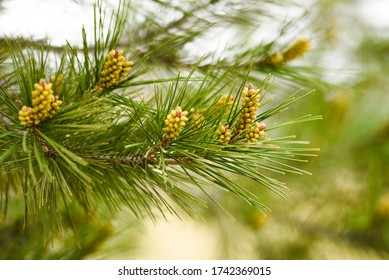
[34,84,43,91]
[216,124,231,144]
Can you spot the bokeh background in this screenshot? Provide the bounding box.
[1,0,388,259]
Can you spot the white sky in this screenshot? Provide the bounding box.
[0,0,388,47]
[0,0,96,45]
[356,0,389,29]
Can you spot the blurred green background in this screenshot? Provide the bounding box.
[1,0,388,259]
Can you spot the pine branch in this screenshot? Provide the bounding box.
[0,0,323,236]
[83,154,192,165]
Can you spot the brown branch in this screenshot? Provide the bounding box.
[84,154,192,166]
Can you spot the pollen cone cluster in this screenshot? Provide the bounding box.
[98,50,134,89]
[234,83,260,135]
[270,38,311,65]
[215,94,235,111]
[162,107,189,142]
[215,124,232,144]
[246,122,266,143]
[18,79,62,126]
[282,38,311,63]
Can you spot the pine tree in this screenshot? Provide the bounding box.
[0,0,323,258]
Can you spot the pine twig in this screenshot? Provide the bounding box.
[84,154,192,165]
